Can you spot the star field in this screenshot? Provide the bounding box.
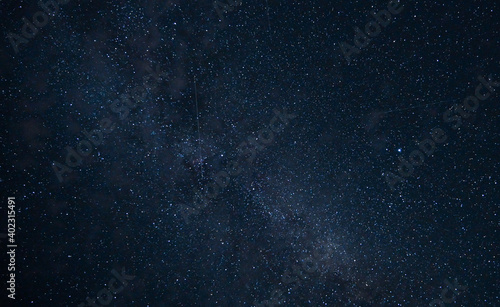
[1,0,499,306]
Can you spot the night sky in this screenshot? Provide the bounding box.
[1,0,499,306]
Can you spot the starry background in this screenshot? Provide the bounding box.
[1,0,499,306]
